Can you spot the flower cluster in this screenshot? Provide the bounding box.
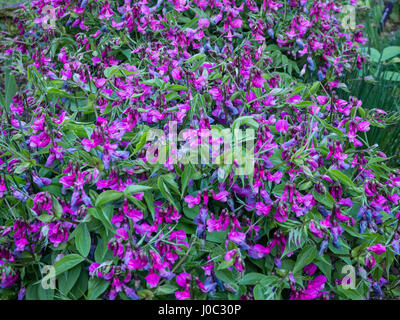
[0,0,399,300]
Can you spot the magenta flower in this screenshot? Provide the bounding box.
[210,190,229,202]
[290,275,327,300]
[309,221,323,238]
[184,193,201,208]
[145,272,160,288]
[0,178,7,198]
[115,228,129,241]
[275,202,288,222]
[48,222,69,247]
[365,255,375,268]
[209,87,223,100]
[198,18,210,28]
[304,263,317,276]
[248,244,271,259]
[171,68,182,81]
[175,272,192,300]
[176,272,191,287]
[275,119,289,133]
[175,290,190,300]
[4,0,400,302]
[224,249,238,261]
[367,244,386,255]
[89,263,103,277]
[267,171,283,184]
[286,95,302,104]
[228,230,246,245]
[32,192,53,215]
[357,121,370,132]
[255,202,272,216]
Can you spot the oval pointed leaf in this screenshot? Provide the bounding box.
[293,245,317,274]
[58,264,82,296]
[95,190,123,207]
[55,254,85,276]
[87,277,110,300]
[124,184,153,196]
[328,169,355,188]
[238,272,268,285]
[75,223,91,257]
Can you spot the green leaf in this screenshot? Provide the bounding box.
[372,265,383,282]
[87,277,110,300]
[319,119,343,136]
[253,284,265,300]
[386,249,395,277]
[214,269,235,285]
[259,275,281,287]
[238,272,269,285]
[58,264,81,296]
[104,66,128,78]
[328,169,355,188]
[183,205,199,219]
[382,71,400,81]
[126,194,147,212]
[4,65,17,111]
[312,190,334,209]
[124,184,153,196]
[165,92,180,102]
[75,223,91,257]
[53,198,63,218]
[36,214,55,223]
[169,84,188,92]
[155,284,178,295]
[315,255,332,282]
[137,289,153,300]
[186,53,206,64]
[361,47,381,63]
[217,259,234,270]
[162,173,181,196]
[88,207,114,233]
[141,78,163,87]
[47,87,76,99]
[143,191,156,219]
[134,130,149,154]
[70,270,89,299]
[206,229,228,243]
[293,245,317,274]
[232,116,259,132]
[181,164,194,198]
[95,190,123,207]
[37,284,54,300]
[381,46,400,62]
[25,283,39,300]
[54,254,85,276]
[158,176,181,211]
[307,81,320,97]
[94,237,105,263]
[336,286,364,300]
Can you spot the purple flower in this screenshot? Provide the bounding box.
[145,272,160,288]
[367,244,386,255]
[286,95,302,104]
[198,18,210,28]
[255,202,272,215]
[275,119,289,133]
[304,263,317,276]
[184,193,201,208]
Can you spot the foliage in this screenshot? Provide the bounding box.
[0,0,399,301]
[340,0,400,166]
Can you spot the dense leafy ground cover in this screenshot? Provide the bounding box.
[0,0,400,300]
[342,0,400,167]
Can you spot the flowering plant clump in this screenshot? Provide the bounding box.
[0,0,399,300]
